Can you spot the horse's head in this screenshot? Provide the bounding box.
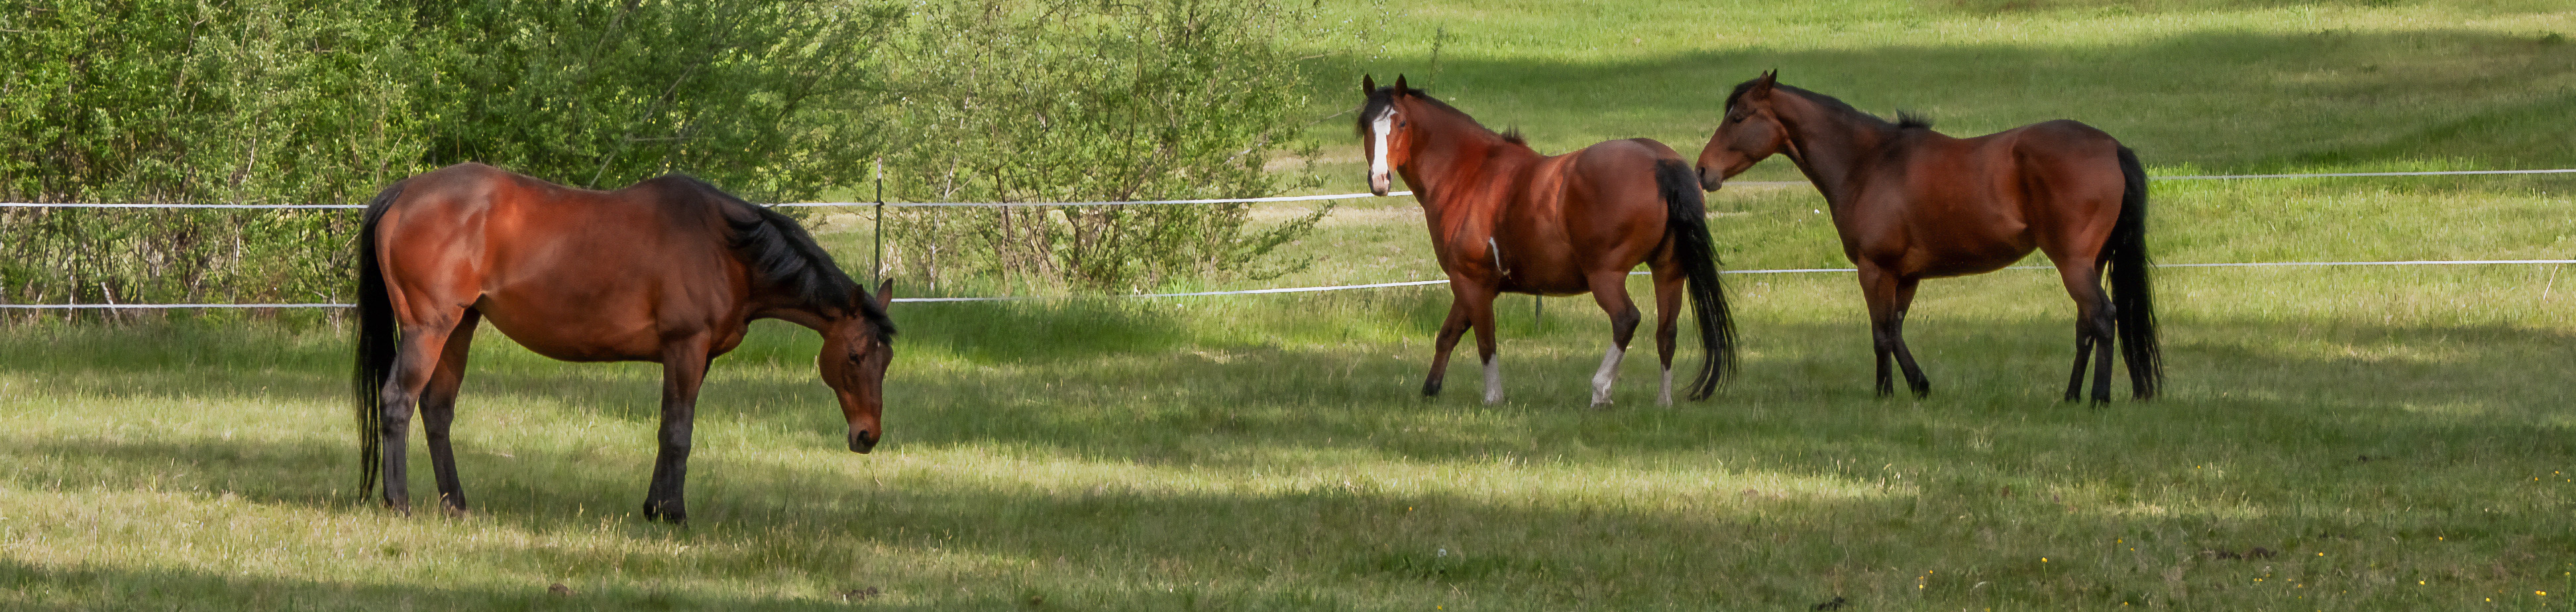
[1357,74,1422,196]
[818,278,897,454]
[1697,70,1794,191]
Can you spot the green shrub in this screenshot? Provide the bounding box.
[876,0,1329,294]
[0,0,896,314]
[0,0,420,312]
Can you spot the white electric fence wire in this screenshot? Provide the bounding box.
[7,260,2568,308]
[7,167,2569,308]
[5,167,2569,210]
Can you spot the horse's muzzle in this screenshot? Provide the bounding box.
[1695,165,1724,192]
[848,430,878,454]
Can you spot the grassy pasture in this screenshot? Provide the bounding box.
[4,263,2572,611]
[1285,0,2576,195]
[8,0,2576,610]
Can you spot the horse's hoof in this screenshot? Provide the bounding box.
[642,502,686,524]
[1588,401,1614,411]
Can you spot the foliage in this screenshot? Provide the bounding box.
[877,0,1329,294]
[0,0,899,314]
[407,0,901,198]
[0,0,1334,310]
[0,0,420,312]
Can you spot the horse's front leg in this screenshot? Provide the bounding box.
[643,336,712,524]
[1585,271,1644,409]
[1858,265,1930,398]
[1422,300,1471,397]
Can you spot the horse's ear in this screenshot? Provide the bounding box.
[1749,70,1779,101]
[1394,74,1409,94]
[874,278,894,310]
[1362,74,1375,93]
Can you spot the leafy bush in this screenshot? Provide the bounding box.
[407,0,900,198]
[875,0,1328,294]
[0,0,420,312]
[0,0,894,314]
[0,0,1327,314]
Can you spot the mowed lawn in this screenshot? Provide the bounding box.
[7,0,2576,610]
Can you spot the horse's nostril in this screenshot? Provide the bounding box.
[848,430,878,454]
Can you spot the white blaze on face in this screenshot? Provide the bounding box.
[1369,107,1397,191]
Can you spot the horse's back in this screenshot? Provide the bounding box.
[370,164,745,361]
[1996,120,2128,244]
[1931,120,2126,270]
[1868,121,2124,276]
[1558,139,1686,275]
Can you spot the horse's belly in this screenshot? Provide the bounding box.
[474,298,667,362]
[1908,241,2033,278]
[1501,271,1592,296]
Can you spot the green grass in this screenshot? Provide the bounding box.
[1283,0,2576,195]
[5,263,2573,610]
[9,0,2576,610]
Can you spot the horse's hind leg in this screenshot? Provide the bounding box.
[2063,334,2095,402]
[420,309,481,515]
[1422,300,1470,397]
[1460,287,1505,404]
[1585,271,1643,409]
[378,311,465,513]
[1649,269,1686,406]
[2055,263,2116,403]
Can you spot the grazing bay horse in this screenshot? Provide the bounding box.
[353,162,896,522]
[1694,71,2160,402]
[1358,75,1736,407]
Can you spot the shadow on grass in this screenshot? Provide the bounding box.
[0,554,1326,611]
[5,287,2571,609]
[1337,27,2576,175]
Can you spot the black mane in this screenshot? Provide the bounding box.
[1725,78,1931,131]
[661,175,894,341]
[1895,111,1934,130]
[1356,84,1527,147]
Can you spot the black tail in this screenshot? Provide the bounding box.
[353,183,405,499]
[1654,158,1737,400]
[2106,147,2162,399]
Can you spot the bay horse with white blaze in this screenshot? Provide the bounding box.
[353,162,896,523]
[1359,75,1736,407]
[1694,71,2161,402]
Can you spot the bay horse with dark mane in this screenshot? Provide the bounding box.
[353,162,896,522]
[1694,71,2161,402]
[1359,75,1735,407]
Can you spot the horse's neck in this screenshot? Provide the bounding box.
[743,278,851,331]
[1778,95,1894,207]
